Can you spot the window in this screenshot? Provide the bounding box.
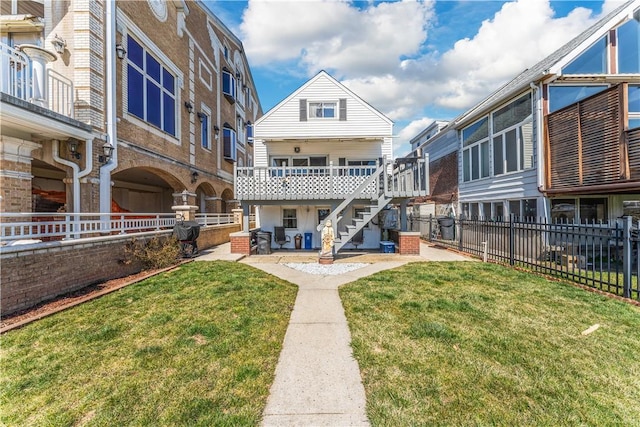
[200,112,210,150]
[283,208,297,229]
[309,102,336,118]
[126,37,176,136]
[222,69,236,102]
[551,198,607,223]
[617,18,640,73]
[579,198,607,224]
[222,126,236,161]
[508,199,537,221]
[347,159,376,176]
[492,94,533,175]
[493,202,505,221]
[246,122,254,143]
[462,117,490,182]
[563,36,608,74]
[548,85,608,113]
[629,85,640,129]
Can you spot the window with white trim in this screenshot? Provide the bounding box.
[629,84,640,129]
[222,125,236,162]
[492,94,533,175]
[309,102,336,118]
[200,111,210,150]
[222,69,236,102]
[617,17,639,73]
[126,36,176,136]
[461,117,489,182]
[283,208,297,229]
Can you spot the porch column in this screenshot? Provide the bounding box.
[0,137,41,213]
[172,190,198,221]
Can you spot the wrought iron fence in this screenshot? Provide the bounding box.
[411,215,639,300]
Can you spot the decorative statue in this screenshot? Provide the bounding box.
[321,220,335,255]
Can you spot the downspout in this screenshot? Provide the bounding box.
[100,0,118,218]
[52,139,79,212]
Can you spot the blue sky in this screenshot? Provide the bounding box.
[202,0,621,157]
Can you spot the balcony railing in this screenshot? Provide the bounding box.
[0,41,74,118]
[235,165,380,201]
[235,158,429,201]
[0,212,239,243]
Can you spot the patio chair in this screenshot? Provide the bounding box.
[350,229,364,249]
[274,226,290,249]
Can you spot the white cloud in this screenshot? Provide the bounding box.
[240,0,618,157]
[241,0,435,76]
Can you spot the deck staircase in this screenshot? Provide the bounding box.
[317,157,428,253]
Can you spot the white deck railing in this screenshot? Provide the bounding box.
[0,42,74,118]
[235,165,380,201]
[0,43,31,102]
[0,212,239,243]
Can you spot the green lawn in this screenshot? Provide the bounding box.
[1,261,297,426]
[341,262,640,426]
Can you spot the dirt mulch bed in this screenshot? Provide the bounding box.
[1,263,188,333]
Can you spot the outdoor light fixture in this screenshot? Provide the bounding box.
[294,146,300,153]
[197,112,206,122]
[51,34,66,55]
[184,101,194,114]
[213,125,220,139]
[115,43,127,59]
[99,141,114,163]
[191,171,199,183]
[245,120,252,128]
[66,139,81,160]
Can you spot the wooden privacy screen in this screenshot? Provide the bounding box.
[546,84,633,191]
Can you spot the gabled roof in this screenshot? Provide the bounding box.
[454,0,638,128]
[255,70,393,126]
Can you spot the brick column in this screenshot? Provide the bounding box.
[230,231,252,255]
[0,137,41,213]
[398,231,421,255]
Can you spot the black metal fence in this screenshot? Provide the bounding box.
[410,215,639,301]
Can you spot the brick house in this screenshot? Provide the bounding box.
[1,0,261,217]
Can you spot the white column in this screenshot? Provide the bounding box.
[19,45,56,107]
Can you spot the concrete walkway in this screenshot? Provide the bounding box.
[195,242,472,426]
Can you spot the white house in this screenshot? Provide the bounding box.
[234,71,428,253]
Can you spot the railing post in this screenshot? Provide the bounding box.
[428,214,433,242]
[509,214,515,266]
[622,215,632,299]
[458,216,463,252]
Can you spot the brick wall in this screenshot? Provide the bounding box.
[230,232,252,255]
[0,223,240,316]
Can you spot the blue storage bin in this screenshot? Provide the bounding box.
[304,232,312,249]
[380,241,395,253]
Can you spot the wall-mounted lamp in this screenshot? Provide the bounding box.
[214,125,220,139]
[66,139,81,159]
[294,146,300,153]
[197,112,206,122]
[244,120,252,128]
[190,171,199,183]
[115,43,127,60]
[51,34,66,55]
[99,141,114,163]
[184,101,194,114]
[235,71,241,79]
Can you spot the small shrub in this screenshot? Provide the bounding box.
[124,236,180,270]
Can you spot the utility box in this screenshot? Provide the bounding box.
[304,232,312,249]
[380,241,395,253]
